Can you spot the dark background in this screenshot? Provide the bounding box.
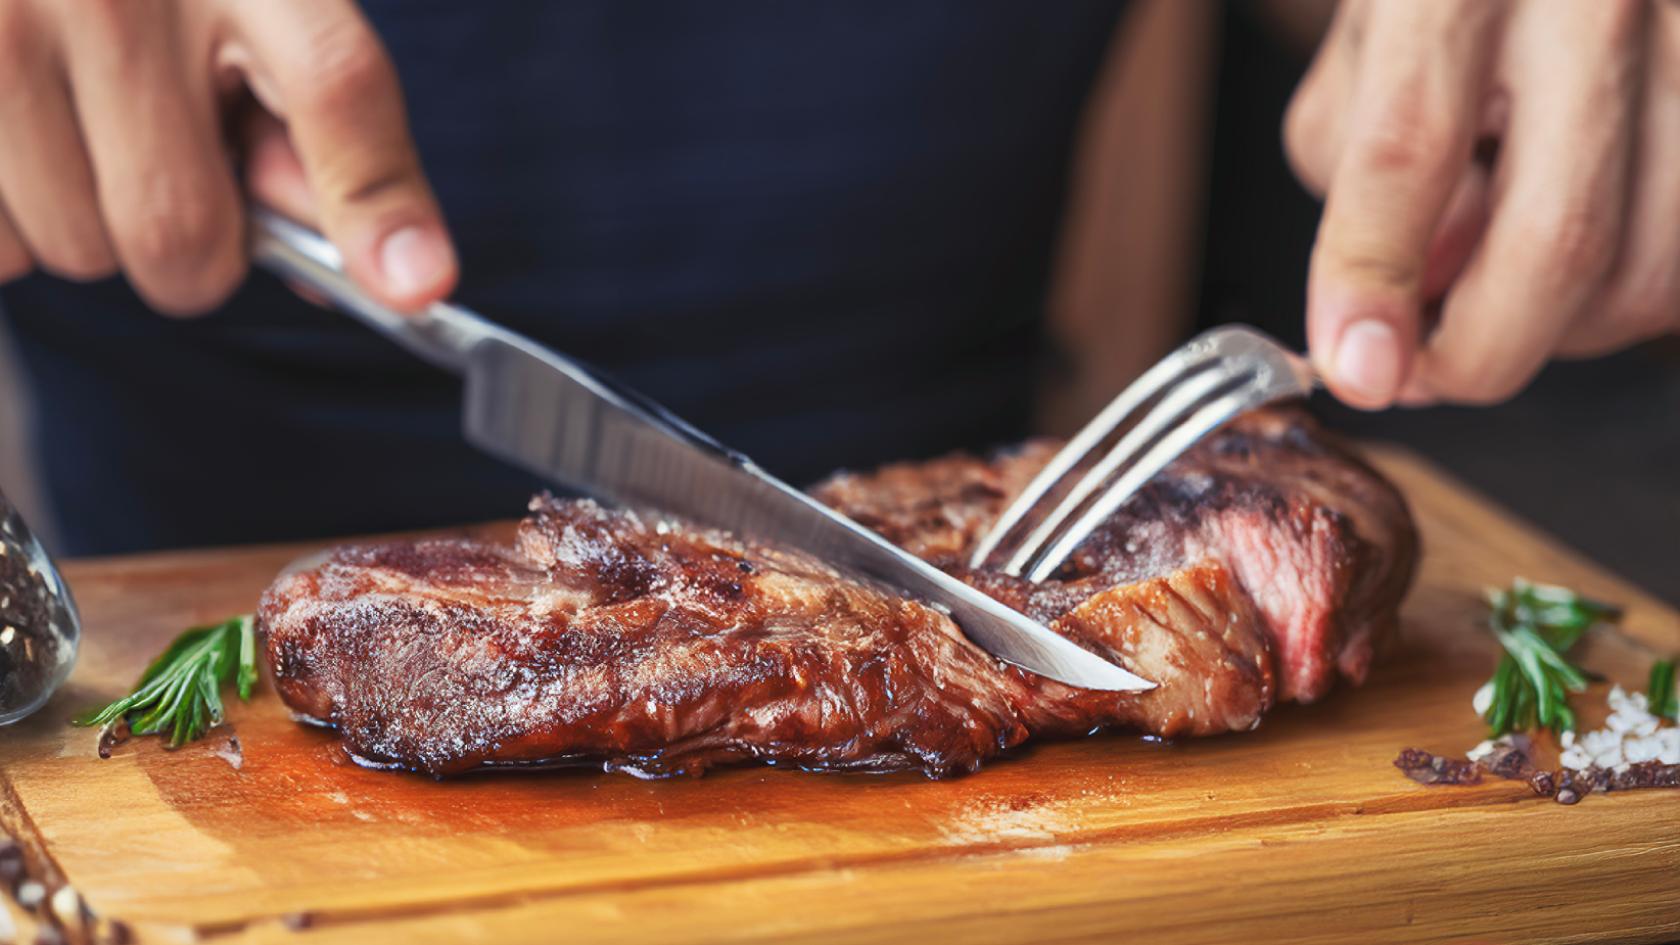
[1196,7,1676,605]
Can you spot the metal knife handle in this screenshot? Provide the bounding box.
[248,208,503,374]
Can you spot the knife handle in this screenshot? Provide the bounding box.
[248,207,503,374]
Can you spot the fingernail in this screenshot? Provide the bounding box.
[1332,320,1401,405]
[378,224,453,300]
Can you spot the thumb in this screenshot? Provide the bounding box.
[229,3,456,311]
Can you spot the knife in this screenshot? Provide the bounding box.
[248,209,1153,692]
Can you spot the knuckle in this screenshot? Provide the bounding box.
[113,188,230,272]
[36,238,116,282]
[1593,0,1646,46]
[109,180,245,315]
[141,258,247,317]
[1520,206,1616,280]
[1603,272,1679,339]
[1353,101,1456,179]
[1318,239,1423,294]
[332,162,424,212]
[297,22,395,113]
[1357,116,1451,179]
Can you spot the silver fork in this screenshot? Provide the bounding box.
[968,325,1319,582]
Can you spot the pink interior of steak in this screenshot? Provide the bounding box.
[260,407,1417,778]
[814,408,1416,703]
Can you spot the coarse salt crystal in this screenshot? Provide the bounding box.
[1625,738,1663,764]
[1472,682,1495,717]
[1560,746,1592,770]
[1559,684,1677,772]
[15,879,44,909]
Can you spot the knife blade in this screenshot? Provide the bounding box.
[249,209,1154,692]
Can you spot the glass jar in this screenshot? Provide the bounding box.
[0,491,79,725]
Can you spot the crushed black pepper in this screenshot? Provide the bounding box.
[1396,745,1680,805]
[1393,748,1482,786]
[95,722,131,760]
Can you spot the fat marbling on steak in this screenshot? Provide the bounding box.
[259,407,1417,778]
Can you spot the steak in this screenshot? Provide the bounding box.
[260,407,1416,778]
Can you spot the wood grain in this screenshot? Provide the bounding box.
[0,448,1675,945]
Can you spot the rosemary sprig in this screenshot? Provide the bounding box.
[73,615,257,747]
[1480,580,1620,737]
[1648,658,1678,722]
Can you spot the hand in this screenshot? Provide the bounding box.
[1284,0,1679,408]
[0,0,455,315]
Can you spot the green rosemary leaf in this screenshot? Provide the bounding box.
[1485,656,1514,735]
[1648,659,1677,721]
[72,615,258,748]
[135,624,216,688]
[235,614,258,700]
[1479,580,1619,737]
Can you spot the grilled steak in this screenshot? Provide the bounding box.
[260,407,1416,778]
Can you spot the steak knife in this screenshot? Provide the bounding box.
[249,209,1153,692]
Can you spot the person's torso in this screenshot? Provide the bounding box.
[0,1,1125,553]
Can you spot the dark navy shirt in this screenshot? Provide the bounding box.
[1,2,1125,555]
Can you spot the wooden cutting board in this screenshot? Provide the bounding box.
[1,448,1676,945]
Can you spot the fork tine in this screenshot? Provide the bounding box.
[965,330,1237,569]
[998,366,1247,577]
[1017,369,1310,583]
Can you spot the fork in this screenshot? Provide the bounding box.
[968,325,1319,582]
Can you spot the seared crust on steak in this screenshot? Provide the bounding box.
[261,407,1415,777]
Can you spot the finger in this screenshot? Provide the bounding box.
[240,105,320,227]
[1412,2,1644,404]
[1559,5,1680,358]
[229,1,456,311]
[0,201,32,284]
[57,1,245,315]
[236,109,334,310]
[0,2,116,280]
[1420,161,1491,301]
[1282,0,1362,198]
[1304,0,1502,410]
